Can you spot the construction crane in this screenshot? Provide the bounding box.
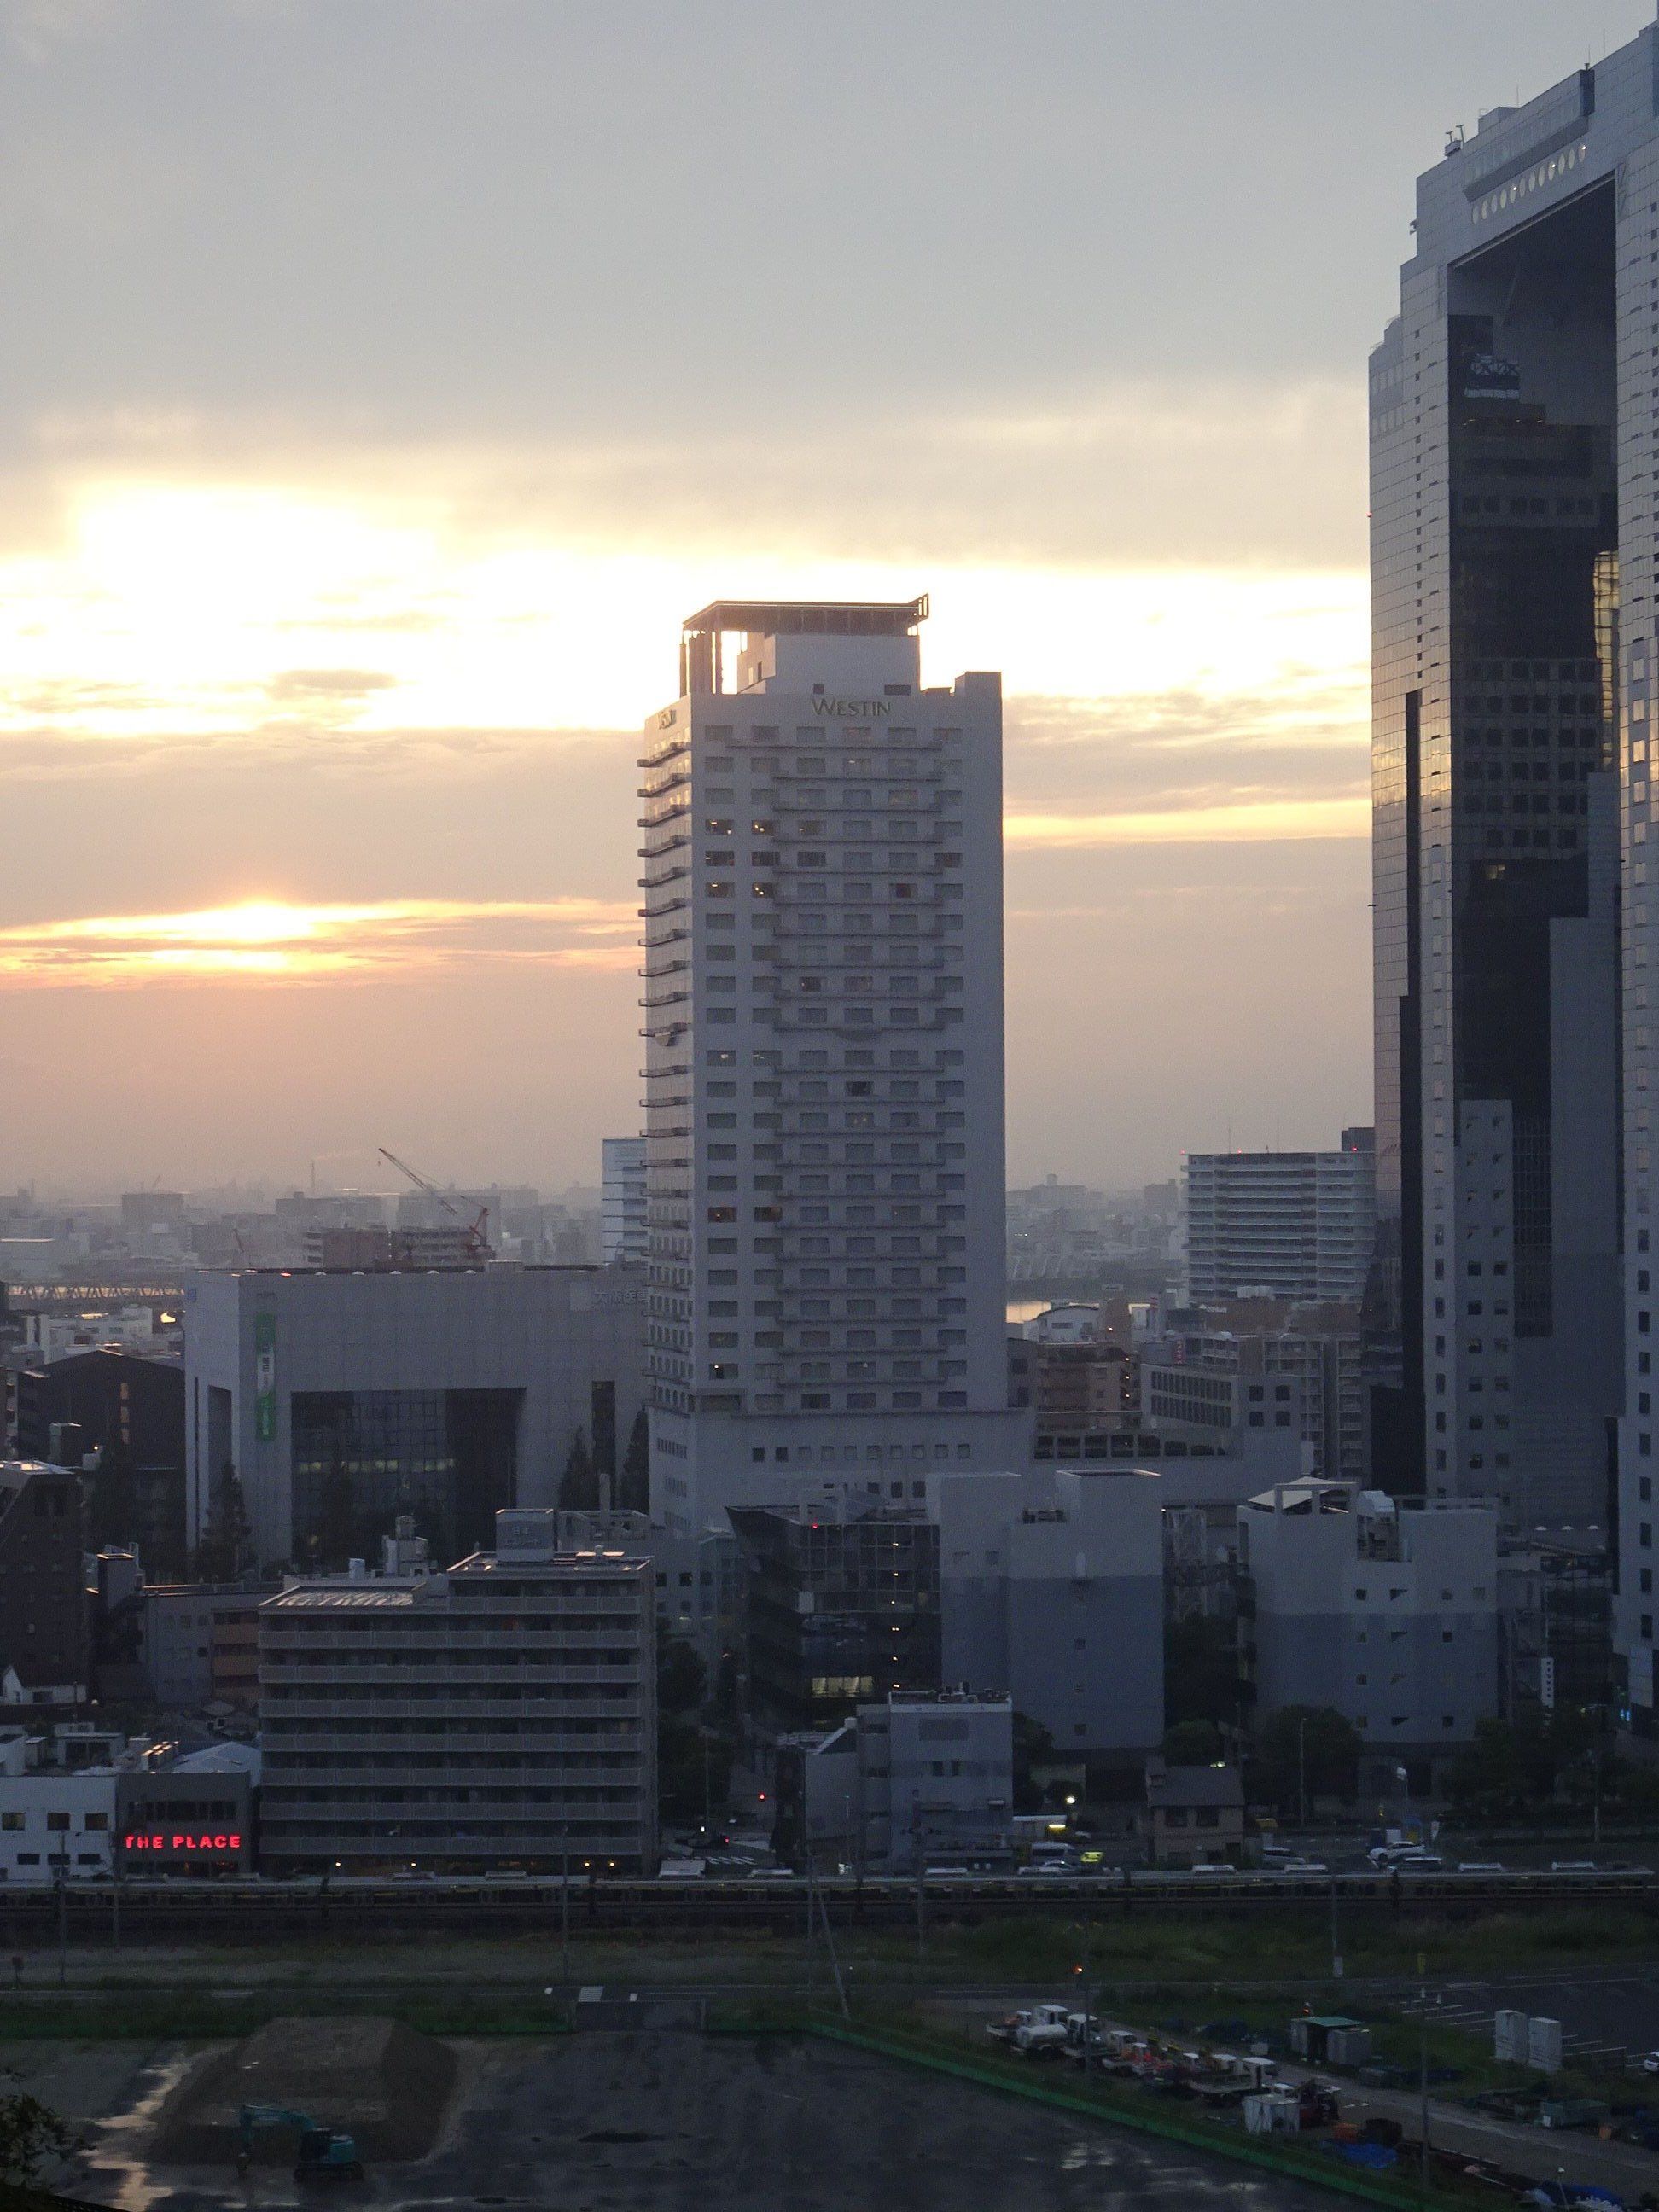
[376,1147,492,1261]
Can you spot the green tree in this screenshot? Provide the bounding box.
[655,1635,730,1825]
[658,1634,706,1717]
[1251,1706,1361,1812]
[558,1426,600,1511]
[89,1433,139,1551]
[0,2091,71,2181]
[658,1712,734,1824]
[1165,1613,1242,1733]
[193,1461,253,1581]
[1444,1708,1614,1820]
[1163,1718,1224,1765]
[617,1406,650,1514]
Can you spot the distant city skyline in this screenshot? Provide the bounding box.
[3,1,1650,1190]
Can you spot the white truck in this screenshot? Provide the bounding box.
[1012,2003,1074,2057]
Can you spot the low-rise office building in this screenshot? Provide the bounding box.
[933,1466,1164,1758]
[730,1499,941,1738]
[139,1581,278,1709]
[857,1689,1012,1871]
[117,1743,258,1877]
[257,1509,657,1874]
[1238,1481,1499,1785]
[781,1689,1013,1871]
[0,1758,117,1883]
[0,1727,253,1883]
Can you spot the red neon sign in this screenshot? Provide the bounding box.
[122,1832,242,1853]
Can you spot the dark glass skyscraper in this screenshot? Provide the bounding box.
[1371,72,1623,1552]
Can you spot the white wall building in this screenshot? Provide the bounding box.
[1239,1482,1499,1774]
[858,1690,1013,1871]
[933,1466,1164,1755]
[1183,1144,1376,1304]
[0,1749,117,1884]
[1023,1303,1101,1345]
[602,1138,649,1266]
[643,598,1029,1536]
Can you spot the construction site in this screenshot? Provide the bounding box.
[12,2011,1355,2211]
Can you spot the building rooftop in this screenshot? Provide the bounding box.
[1145,1761,1244,1811]
[265,1584,423,1610]
[681,597,928,640]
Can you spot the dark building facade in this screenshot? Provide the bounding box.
[116,1762,255,1877]
[16,1350,187,1579]
[731,1501,940,1735]
[0,1461,87,1699]
[1371,87,1622,1532]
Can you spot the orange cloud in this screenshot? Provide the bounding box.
[0,897,639,987]
[1004,795,1367,847]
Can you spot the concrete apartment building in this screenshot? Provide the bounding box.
[642,597,1030,1539]
[1238,1482,1499,1784]
[258,1508,656,1875]
[602,1138,649,1267]
[1371,57,1628,1547]
[183,1266,644,1572]
[1183,1138,1377,1304]
[933,1467,1164,1758]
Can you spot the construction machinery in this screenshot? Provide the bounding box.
[236,2104,364,2184]
[376,1146,492,1260]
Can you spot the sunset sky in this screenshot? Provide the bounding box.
[3,0,1647,1196]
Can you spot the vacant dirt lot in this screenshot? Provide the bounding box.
[14,2021,1352,2209]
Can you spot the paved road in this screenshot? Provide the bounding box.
[1272,2052,1659,2206]
[1383,1965,1659,2066]
[50,2029,1356,2211]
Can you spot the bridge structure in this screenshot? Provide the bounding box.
[1,1278,191,1315]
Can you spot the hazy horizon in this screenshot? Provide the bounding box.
[4,0,1648,1193]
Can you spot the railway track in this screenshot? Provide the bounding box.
[2,1865,1655,1941]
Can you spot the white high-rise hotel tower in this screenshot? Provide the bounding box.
[640,599,1029,1536]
